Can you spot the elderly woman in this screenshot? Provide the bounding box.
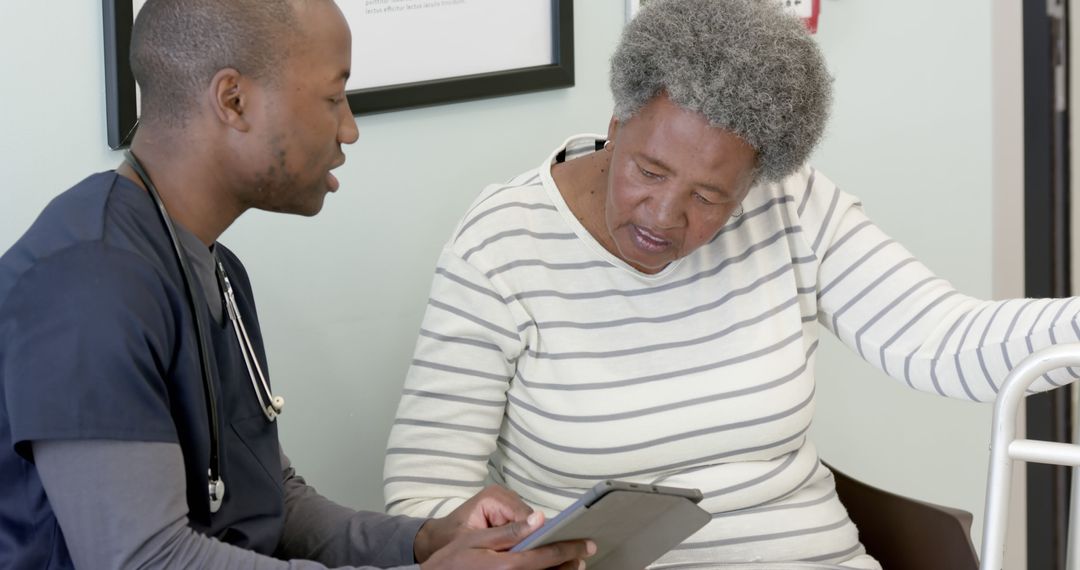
[383,0,1073,567]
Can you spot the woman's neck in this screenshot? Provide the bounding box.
[551,148,619,257]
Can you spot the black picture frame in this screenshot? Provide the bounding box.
[102,0,575,150]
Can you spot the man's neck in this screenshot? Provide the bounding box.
[118,132,246,247]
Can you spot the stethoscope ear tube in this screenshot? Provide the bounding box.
[123,150,226,513]
[217,264,284,422]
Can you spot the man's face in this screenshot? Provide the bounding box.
[244,0,358,216]
[603,94,758,273]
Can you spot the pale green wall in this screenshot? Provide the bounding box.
[809,0,996,546]
[1,0,1001,546]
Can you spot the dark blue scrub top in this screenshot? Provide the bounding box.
[0,172,285,568]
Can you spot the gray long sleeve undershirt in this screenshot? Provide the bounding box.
[33,439,424,569]
[32,220,424,567]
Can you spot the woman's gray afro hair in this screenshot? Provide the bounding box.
[611,0,832,182]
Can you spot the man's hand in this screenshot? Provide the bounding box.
[419,511,595,570]
[413,484,536,561]
[413,485,595,569]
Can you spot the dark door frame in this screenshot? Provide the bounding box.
[1023,1,1073,568]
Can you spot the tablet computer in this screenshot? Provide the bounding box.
[510,480,709,569]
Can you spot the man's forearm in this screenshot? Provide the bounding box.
[276,450,425,567]
[34,439,415,569]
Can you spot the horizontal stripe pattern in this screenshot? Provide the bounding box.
[385,135,1078,568]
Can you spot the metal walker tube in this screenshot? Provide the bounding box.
[980,343,1080,570]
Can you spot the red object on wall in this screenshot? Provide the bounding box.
[804,0,821,33]
[781,0,821,34]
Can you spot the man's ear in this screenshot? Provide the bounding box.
[208,68,251,132]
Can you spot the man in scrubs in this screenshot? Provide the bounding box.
[0,0,593,568]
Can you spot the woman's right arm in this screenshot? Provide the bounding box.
[384,247,525,518]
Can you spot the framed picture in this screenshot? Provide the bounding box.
[103,0,575,149]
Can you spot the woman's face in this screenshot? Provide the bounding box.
[603,94,758,274]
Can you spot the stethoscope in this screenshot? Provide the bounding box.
[123,151,285,514]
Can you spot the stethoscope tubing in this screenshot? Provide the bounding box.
[123,150,226,512]
[121,150,283,514]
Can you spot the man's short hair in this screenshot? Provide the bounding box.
[130,0,299,127]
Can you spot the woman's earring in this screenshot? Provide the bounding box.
[731,204,744,218]
[603,140,613,151]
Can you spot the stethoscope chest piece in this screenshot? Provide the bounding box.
[209,471,225,513]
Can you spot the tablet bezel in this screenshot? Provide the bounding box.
[510,479,709,568]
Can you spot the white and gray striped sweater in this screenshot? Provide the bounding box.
[383,135,1076,568]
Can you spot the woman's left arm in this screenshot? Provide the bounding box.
[807,176,1079,401]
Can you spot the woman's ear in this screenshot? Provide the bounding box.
[607,115,619,144]
[208,68,252,132]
